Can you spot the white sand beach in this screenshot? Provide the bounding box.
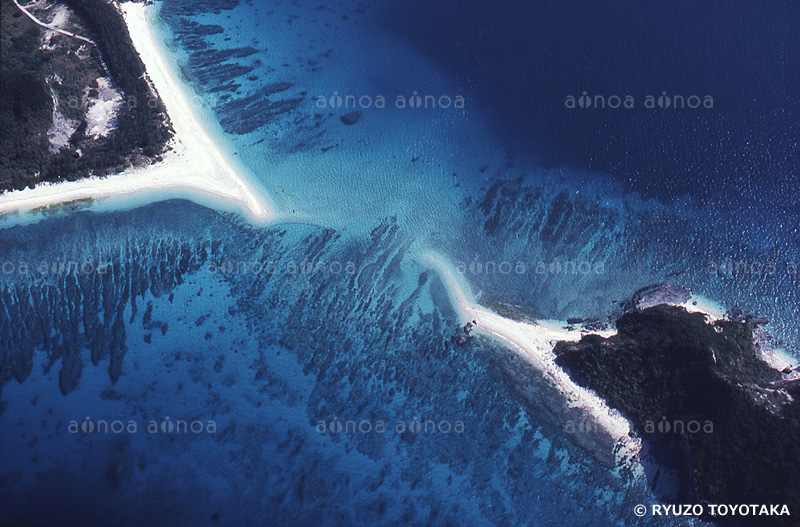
[420,252,639,468]
[0,2,275,224]
[421,250,800,470]
[678,294,726,321]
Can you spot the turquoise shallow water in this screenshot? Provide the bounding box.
[155,0,799,334]
[0,0,798,525]
[0,203,675,526]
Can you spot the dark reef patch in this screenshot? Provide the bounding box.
[0,234,213,396]
[0,201,638,526]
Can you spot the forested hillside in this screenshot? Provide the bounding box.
[0,0,172,192]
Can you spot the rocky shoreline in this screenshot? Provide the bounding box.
[553,291,800,526]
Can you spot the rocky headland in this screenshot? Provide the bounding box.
[554,296,800,526]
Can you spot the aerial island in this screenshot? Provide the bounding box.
[553,289,800,526]
[429,257,799,525]
[0,1,796,526]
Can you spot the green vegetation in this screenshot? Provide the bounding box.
[31,197,95,214]
[0,0,172,192]
[0,1,53,190]
[61,0,172,154]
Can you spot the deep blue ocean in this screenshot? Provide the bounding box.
[1,0,798,525]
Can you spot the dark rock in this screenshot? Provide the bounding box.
[452,334,470,346]
[728,306,745,322]
[631,283,691,311]
[582,320,608,332]
[340,111,362,125]
[554,305,800,526]
[745,314,770,325]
